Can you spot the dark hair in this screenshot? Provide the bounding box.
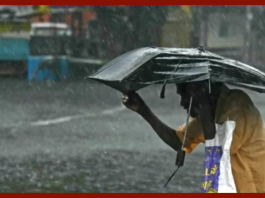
[210,82,223,96]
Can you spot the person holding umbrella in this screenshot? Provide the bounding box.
[122,81,265,193]
[88,47,265,193]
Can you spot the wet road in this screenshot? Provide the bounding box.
[0,78,264,192]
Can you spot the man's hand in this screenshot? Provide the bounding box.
[122,92,147,114]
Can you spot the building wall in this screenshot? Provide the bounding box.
[207,13,245,49]
[160,9,193,48]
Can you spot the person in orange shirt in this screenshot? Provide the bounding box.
[122,81,265,193]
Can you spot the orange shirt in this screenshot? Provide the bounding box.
[176,85,265,193]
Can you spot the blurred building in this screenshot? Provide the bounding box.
[160,8,193,48]
[0,5,34,18]
[206,12,245,61]
[31,6,96,58]
[0,6,32,75]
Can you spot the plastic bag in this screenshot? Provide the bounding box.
[201,121,237,193]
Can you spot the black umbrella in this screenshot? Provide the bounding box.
[88,46,265,187]
[88,47,265,94]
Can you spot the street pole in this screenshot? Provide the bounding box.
[199,6,208,49]
[243,5,253,63]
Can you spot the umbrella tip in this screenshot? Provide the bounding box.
[197,46,205,52]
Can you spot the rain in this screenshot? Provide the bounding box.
[0,5,265,193]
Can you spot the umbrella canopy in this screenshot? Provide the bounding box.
[88,47,265,94]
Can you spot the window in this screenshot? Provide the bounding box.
[219,20,230,38]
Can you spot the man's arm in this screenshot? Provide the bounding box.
[140,105,183,151]
[122,92,182,152]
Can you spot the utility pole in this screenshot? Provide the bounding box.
[243,5,253,63]
[199,6,208,49]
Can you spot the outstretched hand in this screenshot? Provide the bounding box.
[122,92,147,113]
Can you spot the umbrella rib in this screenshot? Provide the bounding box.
[159,59,182,98]
[211,59,265,78]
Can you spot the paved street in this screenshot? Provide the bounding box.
[0,78,264,192]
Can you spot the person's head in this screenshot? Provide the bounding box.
[176,81,223,118]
